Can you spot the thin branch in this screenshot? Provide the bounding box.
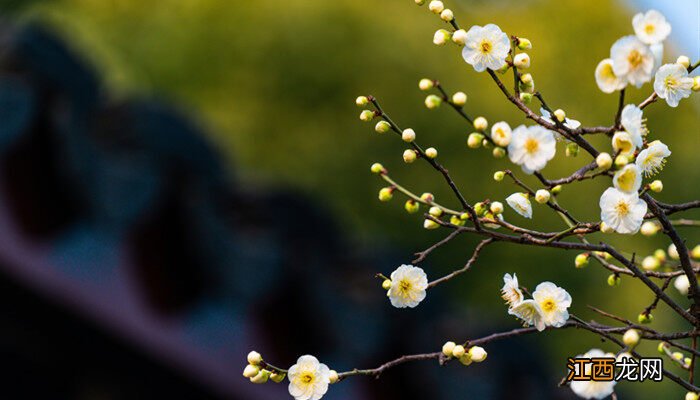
[428,238,494,288]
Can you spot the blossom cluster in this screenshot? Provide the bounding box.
[502,274,572,331]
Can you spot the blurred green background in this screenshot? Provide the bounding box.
[7,0,699,397]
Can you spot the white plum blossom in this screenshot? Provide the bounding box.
[610,35,654,88]
[570,349,617,399]
[613,164,642,194]
[532,282,572,328]
[595,58,626,93]
[654,63,693,107]
[506,192,533,219]
[674,274,690,296]
[636,140,671,177]
[387,264,428,308]
[288,355,331,400]
[501,273,524,308]
[461,24,510,72]
[490,121,512,147]
[632,10,671,45]
[507,125,557,174]
[509,299,545,331]
[540,108,581,130]
[599,187,647,234]
[611,131,636,156]
[620,104,647,148]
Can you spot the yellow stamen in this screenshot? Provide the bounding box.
[524,138,539,154]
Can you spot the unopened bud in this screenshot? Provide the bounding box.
[623,329,640,348]
[452,91,467,106]
[370,163,385,174]
[516,37,532,50]
[433,29,451,46]
[596,152,613,170]
[566,143,579,157]
[677,55,691,69]
[692,245,700,260]
[693,76,700,92]
[640,221,659,236]
[248,351,263,365]
[271,372,286,383]
[450,215,465,226]
[360,110,375,122]
[468,133,484,148]
[429,206,443,217]
[403,149,417,163]
[513,53,530,69]
[405,199,420,214]
[442,341,456,356]
[614,155,629,168]
[490,201,504,215]
[428,0,444,13]
[535,189,550,204]
[250,369,271,384]
[493,171,505,181]
[425,94,442,109]
[452,345,466,358]
[607,274,620,286]
[575,253,589,268]
[375,120,391,133]
[668,244,679,260]
[402,128,416,142]
[378,187,394,202]
[420,192,434,203]
[440,9,454,22]
[474,116,488,132]
[638,312,653,324]
[382,279,392,290]
[649,180,663,192]
[452,29,467,46]
[355,96,369,106]
[553,109,566,123]
[642,256,660,271]
[519,92,533,103]
[469,346,487,362]
[600,221,614,234]
[492,147,506,158]
[425,147,438,159]
[686,392,699,400]
[243,364,260,378]
[474,202,487,217]
[424,219,440,229]
[419,78,434,91]
[551,185,563,195]
[654,249,666,262]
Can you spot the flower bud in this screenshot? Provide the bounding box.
[458,353,473,365]
[535,189,550,204]
[551,185,563,195]
[519,72,533,85]
[490,201,504,215]
[442,341,456,356]
[450,215,465,226]
[451,345,466,358]
[402,128,416,142]
[575,253,589,269]
[649,180,663,193]
[433,29,451,46]
[595,251,613,261]
[474,202,487,217]
[614,155,629,168]
[424,219,440,229]
[675,275,690,296]
[596,152,613,170]
[405,199,420,214]
[460,212,470,220]
[669,244,679,260]
[243,364,260,378]
[623,329,640,348]
[692,245,700,260]
[248,351,263,365]
[513,53,530,69]
[378,187,394,202]
[425,94,442,109]
[516,37,532,50]
[677,55,691,68]
[519,92,533,103]
[325,370,339,384]
[640,221,659,236]
[492,147,506,158]
[467,133,484,148]
[452,91,467,106]
[642,256,660,271]
[493,171,505,181]
[607,274,620,286]
[686,392,700,400]
[382,279,392,290]
[425,147,438,159]
[375,120,391,133]
[469,346,487,362]
[428,0,444,13]
[565,143,579,157]
[637,312,653,324]
[250,369,271,384]
[654,249,666,262]
[429,206,443,217]
[370,163,385,174]
[440,9,454,22]
[420,192,434,203]
[452,29,467,46]
[403,149,417,163]
[658,342,668,354]
[415,0,426,4]
[686,358,693,367]
[355,96,369,106]
[600,222,614,234]
[553,109,566,123]
[419,78,434,91]
[496,63,510,74]
[693,76,700,92]
[271,372,286,383]
[673,352,684,361]
[473,116,488,132]
[360,110,375,122]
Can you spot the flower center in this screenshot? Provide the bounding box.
[480,40,492,54]
[644,24,655,34]
[398,279,412,296]
[301,373,314,384]
[615,201,629,216]
[664,75,678,89]
[524,138,539,154]
[627,50,643,68]
[542,299,556,312]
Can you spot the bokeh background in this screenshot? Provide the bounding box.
[0,0,697,398]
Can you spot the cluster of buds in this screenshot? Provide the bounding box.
[242,351,286,384]
[442,341,488,366]
[658,342,693,370]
